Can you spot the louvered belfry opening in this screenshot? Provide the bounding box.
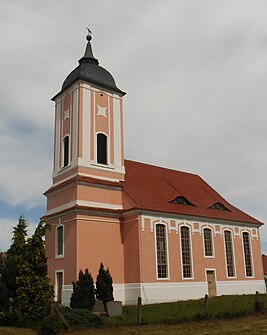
[97,133,107,165]
[63,136,69,167]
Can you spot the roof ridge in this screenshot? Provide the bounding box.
[124,159,199,177]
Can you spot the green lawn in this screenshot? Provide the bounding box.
[104,294,266,327]
[0,294,266,334]
[1,315,267,335]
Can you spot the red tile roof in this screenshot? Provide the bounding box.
[123,160,262,225]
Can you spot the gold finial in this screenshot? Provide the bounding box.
[86,26,92,41]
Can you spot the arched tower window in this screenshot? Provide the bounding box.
[97,133,107,165]
[63,136,69,167]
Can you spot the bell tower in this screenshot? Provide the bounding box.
[51,28,126,188]
[45,30,128,304]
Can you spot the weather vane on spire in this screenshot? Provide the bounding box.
[86,26,92,41]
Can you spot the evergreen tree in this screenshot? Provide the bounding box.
[0,252,8,311]
[70,269,95,310]
[8,215,28,257]
[0,217,54,319]
[95,263,114,303]
[15,220,54,319]
[1,215,28,304]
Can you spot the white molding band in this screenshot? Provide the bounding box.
[60,280,266,306]
[141,214,259,239]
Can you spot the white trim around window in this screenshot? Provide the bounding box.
[179,224,194,280]
[55,224,64,259]
[241,230,254,278]
[202,226,215,258]
[62,134,70,169]
[55,270,64,303]
[154,221,170,280]
[223,228,236,279]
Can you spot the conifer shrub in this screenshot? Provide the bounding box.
[38,314,66,335]
[95,263,114,303]
[61,307,102,328]
[70,269,95,310]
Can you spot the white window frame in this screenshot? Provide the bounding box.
[62,134,70,169]
[95,131,109,166]
[241,231,254,278]
[55,224,64,259]
[55,270,64,303]
[223,229,236,279]
[202,226,215,258]
[154,222,170,280]
[179,224,194,280]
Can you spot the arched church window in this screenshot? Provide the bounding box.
[224,230,235,277]
[180,226,192,278]
[242,232,253,277]
[155,224,168,279]
[97,133,107,165]
[63,136,69,167]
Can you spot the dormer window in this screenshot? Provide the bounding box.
[170,196,194,206]
[209,202,229,211]
[97,133,107,165]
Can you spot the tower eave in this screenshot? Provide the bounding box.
[51,80,126,101]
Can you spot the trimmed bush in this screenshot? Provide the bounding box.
[95,263,114,303]
[70,269,95,310]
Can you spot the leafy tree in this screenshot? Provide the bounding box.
[95,263,114,303]
[70,269,95,310]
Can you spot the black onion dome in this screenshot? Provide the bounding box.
[54,32,126,99]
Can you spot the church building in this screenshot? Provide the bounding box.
[45,30,265,305]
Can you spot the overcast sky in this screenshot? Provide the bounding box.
[1,0,267,253]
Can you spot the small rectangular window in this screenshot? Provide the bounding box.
[203,228,213,257]
[56,271,63,303]
[56,226,63,256]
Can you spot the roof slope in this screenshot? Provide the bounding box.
[123,160,262,225]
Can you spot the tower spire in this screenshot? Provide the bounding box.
[79,27,99,65]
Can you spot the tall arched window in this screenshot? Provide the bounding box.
[180,226,192,278]
[203,228,213,257]
[63,136,69,167]
[224,230,235,277]
[97,133,107,165]
[155,224,168,279]
[243,232,253,277]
